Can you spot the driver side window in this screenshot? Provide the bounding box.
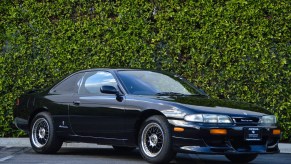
[79,71,117,95]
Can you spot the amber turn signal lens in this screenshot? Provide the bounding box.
[273,129,281,135]
[210,129,227,135]
[174,127,184,132]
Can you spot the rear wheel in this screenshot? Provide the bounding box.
[225,154,258,163]
[30,112,63,153]
[138,115,176,164]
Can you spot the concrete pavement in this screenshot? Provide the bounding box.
[0,138,290,153]
[0,138,110,149]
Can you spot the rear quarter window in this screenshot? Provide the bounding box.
[51,73,84,94]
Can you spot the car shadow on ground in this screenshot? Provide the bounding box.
[32,147,231,164]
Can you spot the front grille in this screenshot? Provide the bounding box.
[232,117,260,126]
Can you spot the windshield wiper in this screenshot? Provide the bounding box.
[155,92,186,96]
[155,92,207,97]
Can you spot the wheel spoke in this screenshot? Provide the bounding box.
[141,122,164,157]
[31,118,50,148]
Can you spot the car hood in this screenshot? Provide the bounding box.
[154,95,271,117]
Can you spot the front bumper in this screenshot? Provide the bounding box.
[169,120,281,154]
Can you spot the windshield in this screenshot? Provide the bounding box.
[117,70,201,96]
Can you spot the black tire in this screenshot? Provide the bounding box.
[29,112,63,154]
[225,154,258,163]
[138,115,176,164]
[112,146,136,152]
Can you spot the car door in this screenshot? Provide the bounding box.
[69,71,126,140]
[45,72,84,134]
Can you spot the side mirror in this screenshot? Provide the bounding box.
[100,85,119,94]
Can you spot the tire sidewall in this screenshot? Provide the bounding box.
[29,112,59,153]
[138,115,175,163]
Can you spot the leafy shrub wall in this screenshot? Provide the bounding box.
[0,0,290,141]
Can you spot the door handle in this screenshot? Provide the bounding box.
[73,101,81,105]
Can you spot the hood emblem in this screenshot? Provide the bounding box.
[241,119,253,122]
[243,112,248,116]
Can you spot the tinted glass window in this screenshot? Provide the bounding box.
[79,71,117,95]
[51,73,84,94]
[117,71,200,95]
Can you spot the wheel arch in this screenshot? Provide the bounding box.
[134,109,167,144]
[28,108,49,128]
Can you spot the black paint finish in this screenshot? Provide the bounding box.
[13,68,280,154]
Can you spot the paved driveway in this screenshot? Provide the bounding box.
[0,146,290,164]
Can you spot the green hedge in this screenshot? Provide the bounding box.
[1,0,290,141]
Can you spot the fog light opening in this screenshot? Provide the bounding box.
[210,129,227,135]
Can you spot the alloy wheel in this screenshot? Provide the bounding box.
[141,122,164,157]
[31,118,50,148]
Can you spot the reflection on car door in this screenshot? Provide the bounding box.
[69,71,126,141]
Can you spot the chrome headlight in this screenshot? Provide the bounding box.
[184,114,233,124]
[259,115,277,124]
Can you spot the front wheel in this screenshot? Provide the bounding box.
[30,112,63,154]
[138,115,176,164]
[225,154,258,163]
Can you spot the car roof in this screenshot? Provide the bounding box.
[74,68,153,74]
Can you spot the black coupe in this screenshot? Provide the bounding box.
[14,68,281,163]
